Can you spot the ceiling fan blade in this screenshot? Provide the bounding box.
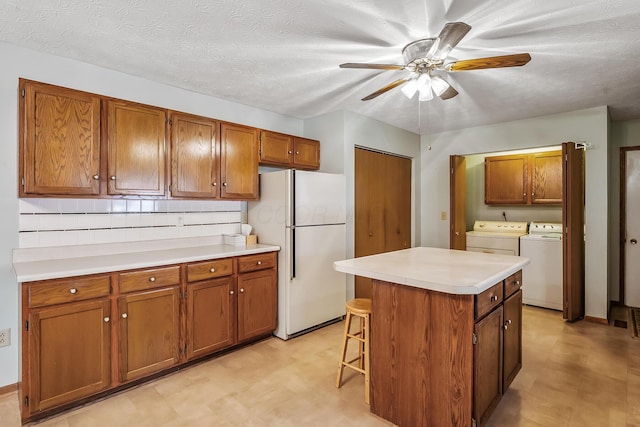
[361,78,409,101]
[445,53,532,71]
[340,63,405,70]
[439,85,459,100]
[428,22,472,61]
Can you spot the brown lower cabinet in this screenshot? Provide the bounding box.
[21,251,277,423]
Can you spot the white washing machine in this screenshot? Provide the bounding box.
[466,220,528,256]
[520,222,563,311]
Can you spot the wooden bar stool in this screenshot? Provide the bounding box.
[336,298,371,404]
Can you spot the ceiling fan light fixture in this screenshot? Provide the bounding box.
[431,75,450,96]
[417,74,433,101]
[400,77,420,99]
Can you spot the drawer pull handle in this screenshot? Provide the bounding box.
[257,261,262,265]
[240,288,245,293]
[490,295,498,302]
[210,267,216,273]
[104,317,110,323]
[121,313,128,319]
[516,280,520,285]
[149,277,156,282]
[230,290,234,295]
[69,288,78,294]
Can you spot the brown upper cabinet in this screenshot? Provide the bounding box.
[106,100,167,196]
[220,123,259,199]
[20,80,102,196]
[259,130,320,170]
[484,150,562,205]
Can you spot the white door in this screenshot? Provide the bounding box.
[287,224,347,335]
[625,149,640,307]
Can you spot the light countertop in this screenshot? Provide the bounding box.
[13,236,280,282]
[333,247,530,295]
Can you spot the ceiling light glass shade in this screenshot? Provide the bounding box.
[430,75,450,96]
[417,74,433,101]
[401,76,420,99]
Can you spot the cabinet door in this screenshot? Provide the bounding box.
[531,151,563,204]
[237,269,276,342]
[259,130,293,166]
[118,286,180,382]
[474,306,503,427]
[503,289,522,391]
[220,123,258,199]
[107,100,166,196]
[170,112,219,198]
[21,80,101,196]
[186,277,236,359]
[485,154,528,204]
[293,137,320,170]
[27,299,111,413]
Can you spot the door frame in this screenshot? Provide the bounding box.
[619,146,640,304]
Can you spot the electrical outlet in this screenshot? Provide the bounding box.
[0,328,10,347]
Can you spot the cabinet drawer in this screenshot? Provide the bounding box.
[238,252,276,273]
[119,266,180,293]
[187,258,234,282]
[504,270,522,298]
[475,282,503,320]
[28,275,111,308]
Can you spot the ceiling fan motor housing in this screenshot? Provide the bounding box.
[402,38,442,70]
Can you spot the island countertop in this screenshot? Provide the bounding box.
[333,246,530,295]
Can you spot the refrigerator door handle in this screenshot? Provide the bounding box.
[290,227,296,280]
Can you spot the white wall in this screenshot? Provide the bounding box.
[0,41,305,388]
[420,106,610,320]
[304,111,421,299]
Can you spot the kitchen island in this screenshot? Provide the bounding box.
[334,247,530,427]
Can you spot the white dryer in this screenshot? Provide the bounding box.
[466,220,528,256]
[520,222,563,311]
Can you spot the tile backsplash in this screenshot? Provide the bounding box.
[19,198,244,248]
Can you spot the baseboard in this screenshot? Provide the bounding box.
[0,382,17,396]
[584,315,608,325]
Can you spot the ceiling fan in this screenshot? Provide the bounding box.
[340,22,531,101]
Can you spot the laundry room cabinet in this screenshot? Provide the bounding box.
[485,151,562,205]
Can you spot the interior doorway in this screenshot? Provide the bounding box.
[354,147,411,298]
[621,147,640,308]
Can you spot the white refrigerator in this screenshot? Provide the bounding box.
[248,170,347,340]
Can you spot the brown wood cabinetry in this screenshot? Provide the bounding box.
[106,100,167,196]
[503,289,522,390]
[237,252,277,343]
[19,80,101,196]
[258,130,320,170]
[474,305,504,427]
[21,275,112,419]
[220,123,259,199]
[169,112,219,198]
[21,251,278,423]
[485,151,562,205]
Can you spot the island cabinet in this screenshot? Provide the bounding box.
[117,266,181,382]
[21,275,112,416]
[19,80,102,196]
[369,271,523,427]
[258,130,320,170]
[485,151,562,205]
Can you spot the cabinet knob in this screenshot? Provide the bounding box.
[455,232,460,236]
[503,324,509,330]
[523,193,526,196]
[288,150,292,154]
[69,288,77,294]
[506,319,512,325]
[490,295,498,302]
[110,176,116,181]
[531,192,535,196]
[104,317,110,323]
[516,280,520,286]
[212,182,217,187]
[230,290,234,295]
[121,313,128,319]
[92,174,99,180]
[223,182,228,186]
[149,276,156,282]
[240,288,245,293]
[257,261,262,265]
[210,267,216,273]
[295,151,300,154]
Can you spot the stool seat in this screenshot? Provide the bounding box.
[346,298,371,315]
[336,298,371,404]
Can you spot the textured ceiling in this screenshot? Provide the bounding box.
[2,0,640,134]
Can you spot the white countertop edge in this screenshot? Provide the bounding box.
[13,243,280,283]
